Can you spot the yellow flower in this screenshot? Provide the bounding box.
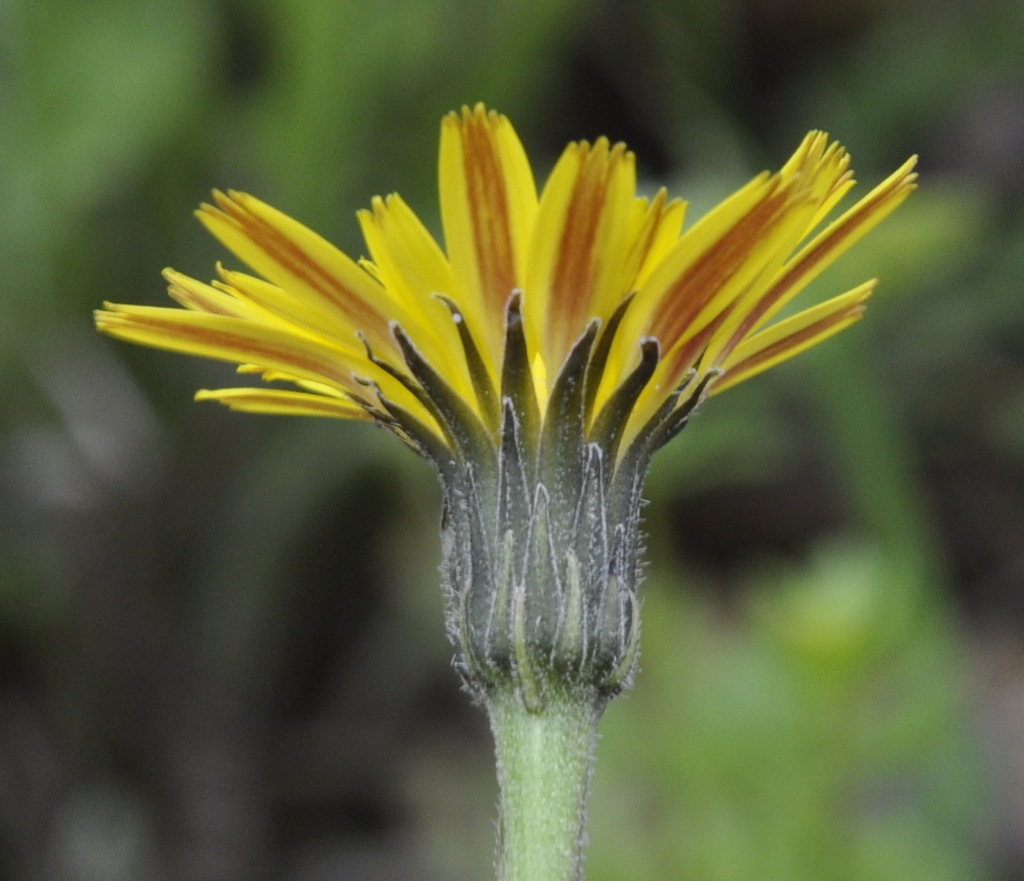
[96,105,916,462]
[95,105,916,703]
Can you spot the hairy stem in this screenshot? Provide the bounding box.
[488,686,603,881]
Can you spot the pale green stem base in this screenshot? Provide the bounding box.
[487,687,603,881]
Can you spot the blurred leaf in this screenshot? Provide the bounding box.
[1,0,216,346]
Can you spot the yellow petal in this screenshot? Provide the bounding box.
[646,178,817,347]
[357,194,476,399]
[164,268,264,319]
[97,303,436,425]
[713,281,875,393]
[439,104,538,361]
[195,387,368,418]
[214,265,363,347]
[96,303,365,393]
[612,171,821,426]
[708,154,917,366]
[765,155,917,327]
[629,190,687,291]
[525,139,639,377]
[586,189,687,418]
[197,190,396,356]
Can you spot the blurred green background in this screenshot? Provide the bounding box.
[3,0,1023,879]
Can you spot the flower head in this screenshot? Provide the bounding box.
[96,105,916,705]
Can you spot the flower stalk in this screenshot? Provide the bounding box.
[489,686,602,881]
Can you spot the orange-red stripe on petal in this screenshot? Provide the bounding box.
[606,145,866,433]
[95,305,364,393]
[713,282,875,393]
[527,138,638,374]
[198,191,394,353]
[439,105,537,360]
[709,156,918,366]
[642,179,799,347]
[608,172,819,416]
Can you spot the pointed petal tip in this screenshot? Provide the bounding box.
[195,198,228,224]
[203,189,255,218]
[210,189,233,209]
[901,155,920,182]
[96,300,129,316]
[446,102,500,127]
[162,266,193,287]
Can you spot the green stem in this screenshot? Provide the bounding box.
[487,686,603,881]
